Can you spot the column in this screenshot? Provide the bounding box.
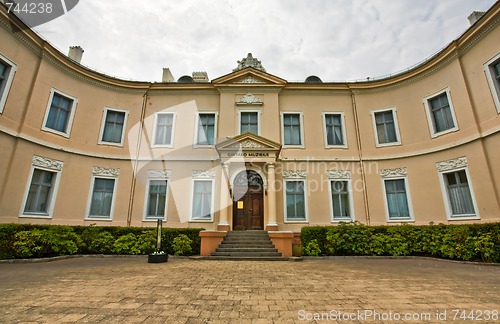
[266,162,278,231]
[217,162,230,231]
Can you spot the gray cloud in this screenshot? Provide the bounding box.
[33,0,497,82]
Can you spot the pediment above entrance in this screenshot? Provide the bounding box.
[216,133,281,162]
[212,68,287,87]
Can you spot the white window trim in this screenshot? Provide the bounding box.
[85,175,118,221]
[151,112,176,148]
[423,88,459,138]
[381,176,415,222]
[189,178,215,222]
[437,165,480,221]
[370,107,402,147]
[322,112,348,148]
[280,112,305,148]
[483,52,500,113]
[283,178,309,223]
[143,175,170,221]
[193,112,218,148]
[20,165,63,219]
[97,107,129,147]
[238,109,261,135]
[0,53,17,114]
[328,178,355,222]
[41,88,78,138]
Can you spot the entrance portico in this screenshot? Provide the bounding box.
[215,133,281,231]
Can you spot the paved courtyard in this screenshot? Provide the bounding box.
[0,256,499,323]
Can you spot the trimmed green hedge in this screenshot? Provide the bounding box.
[0,224,203,259]
[301,222,500,263]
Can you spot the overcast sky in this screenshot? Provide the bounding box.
[33,0,497,82]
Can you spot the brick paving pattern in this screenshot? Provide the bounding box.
[0,257,499,323]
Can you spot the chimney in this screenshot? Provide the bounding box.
[192,71,209,82]
[68,46,84,63]
[468,11,485,25]
[162,68,175,82]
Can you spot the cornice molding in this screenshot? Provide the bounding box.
[32,155,63,171]
[192,169,216,179]
[92,166,120,177]
[380,167,408,178]
[283,170,307,179]
[327,170,352,179]
[436,157,467,172]
[148,170,171,179]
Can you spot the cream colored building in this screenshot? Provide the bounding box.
[1,3,500,233]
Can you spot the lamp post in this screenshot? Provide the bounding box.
[148,219,168,263]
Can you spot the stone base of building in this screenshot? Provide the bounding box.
[199,231,227,256]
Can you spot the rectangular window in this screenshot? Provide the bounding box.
[0,53,17,113]
[24,169,55,214]
[423,89,458,137]
[196,113,216,145]
[240,111,259,135]
[146,180,168,219]
[484,53,500,113]
[384,179,411,220]
[444,170,475,216]
[45,93,73,133]
[324,113,346,147]
[282,113,303,146]
[330,181,351,220]
[375,111,397,144]
[285,180,306,221]
[89,178,115,218]
[153,113,175,146]
[100,109,127,145]
[192,180,213,220]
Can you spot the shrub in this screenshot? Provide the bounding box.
[172,234,193,256]
[303,239,321,256]
[12,226,81,258]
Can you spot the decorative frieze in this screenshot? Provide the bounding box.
[436,157,468,172]
[92,166,120,177]
[380,167,408,178]
[32,155,63,171]
[236,76,265,84]
[283,170,307,179]
[236,93,263,105]
[192,170,216,179]
[327,170,351,179]
[148,170,171,179]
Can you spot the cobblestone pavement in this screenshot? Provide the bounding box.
[0,256,499,323]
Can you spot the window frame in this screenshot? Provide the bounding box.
[41,88,78,138]
[322,112,348,148]
[0,53,17,114]
[97,107,128,146]
[281,112,305,148]
[151,112,176,148]
[483,52,500,113]
[423,88,459,138]
[438,166,479,220]
[20,165,62,219]
[143,177,170,221]
[381,176,414,222]
[370,107,402,147]
[283,179,309,223]
[193,112,218,147]
[238,109,261,135]
[328,179,355,222]
[190,179,215,222]
[85,175,118,220]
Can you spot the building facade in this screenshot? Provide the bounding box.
[1,3,500,232]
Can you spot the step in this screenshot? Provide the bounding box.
[211,252,282,257]
[215,248,278,253]
[205,256,289,261]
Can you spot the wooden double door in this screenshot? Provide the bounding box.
[232,171,264,231]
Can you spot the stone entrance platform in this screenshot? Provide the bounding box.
[0,256,499,323]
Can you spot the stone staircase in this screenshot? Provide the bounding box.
[208,230,288,261]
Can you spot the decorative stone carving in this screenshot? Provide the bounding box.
[92,166,120,177]
[327,170,351,179]
[233,170,263,186]
[148,170,171,178]
[283,170,307,179]
[233,53,266,72]
[192,170,216,179]
[32,155,63,171]
[236,93,263,105]
[236,76,266,84]
[436,157,468,172]
[226,139,267,149]
[380,167,408,178]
